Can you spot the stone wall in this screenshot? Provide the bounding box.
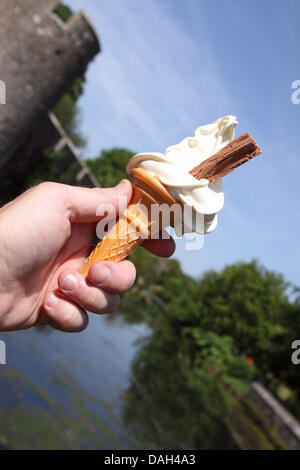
[247,382,300,449]
[226,381,300,449]
[0,0,100,173]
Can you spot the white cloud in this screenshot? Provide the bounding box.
[67,0,233,155]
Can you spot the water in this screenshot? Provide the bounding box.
[0,315,149,449]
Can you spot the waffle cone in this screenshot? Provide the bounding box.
[79,168,177,276]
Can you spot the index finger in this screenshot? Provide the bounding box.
[64,179,132,223]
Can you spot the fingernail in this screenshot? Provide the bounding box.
[92,265,111,285]
[60,273,78,293]
[44,292,59,309]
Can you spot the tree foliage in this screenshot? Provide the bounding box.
[86,148,134,187]
[52,75,87,149]
[120,246,300,418]
[119,248,300,447]
[53,3,73,23]
[123,331,239,449]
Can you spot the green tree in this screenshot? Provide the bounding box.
[52,75,86,149]
[53,3,73,22]
[189,261,292,376]
[120,253,300,418]
[122,331,239,450]
[86,148,134,187]
[120,254,300,445]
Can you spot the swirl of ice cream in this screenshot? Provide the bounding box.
[126,115,238,234]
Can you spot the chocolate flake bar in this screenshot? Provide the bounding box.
[189,133,262,183]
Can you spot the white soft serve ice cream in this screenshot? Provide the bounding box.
[126,115,238,234]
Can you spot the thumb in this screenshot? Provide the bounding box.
[65,179,132,223]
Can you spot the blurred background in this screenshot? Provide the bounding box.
[0,0,300,450]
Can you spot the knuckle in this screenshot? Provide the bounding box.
[119,275,135,293]
[110,261,136,293]
[122,270,136,292]
[34,182,65,203]
[82,288,109,314]
[91,288,103,308]
[97,291,119,313]
[61,306,77,328]
[60,304,87,331]
[36,181,60,194]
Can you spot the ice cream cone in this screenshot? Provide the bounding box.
[79,168,177,276]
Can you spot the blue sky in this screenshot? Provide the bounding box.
[67,0,300,286]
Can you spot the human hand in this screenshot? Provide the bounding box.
[0,181,175,332]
